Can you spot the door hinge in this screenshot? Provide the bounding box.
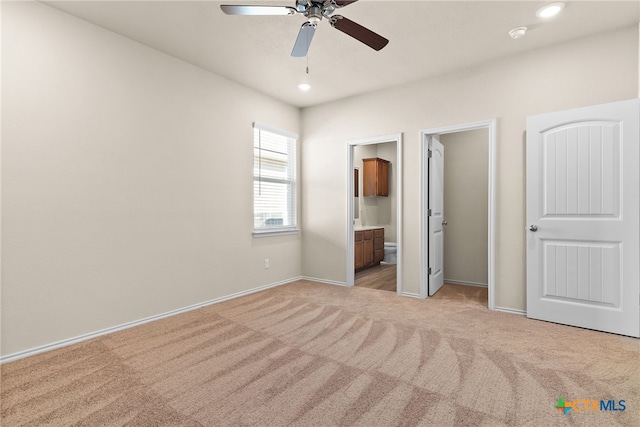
[428,267,432,275]
[428,209,432,216]
[428,150,433,158]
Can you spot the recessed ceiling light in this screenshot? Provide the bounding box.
[298,83,311,91]
[536,2,565,18]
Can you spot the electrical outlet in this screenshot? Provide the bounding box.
[264,259,270,269]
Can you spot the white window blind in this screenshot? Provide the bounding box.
[253,122,298,235]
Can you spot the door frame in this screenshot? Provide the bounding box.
[346,133,403,294]
[419,120,496,309]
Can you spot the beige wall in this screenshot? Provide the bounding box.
[1,2,301,357]
[353,144,377,224]
[376,142,398,244]
[440,130,489,286]
[301,25,639,307]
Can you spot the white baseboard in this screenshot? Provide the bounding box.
[0,277,302,364]
[300,276,347,287]
[2,276,470,363]
[495,306,526,316]
[400,291,421,299]
[444,279,488,288]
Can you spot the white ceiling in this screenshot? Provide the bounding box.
[44,0,639,108]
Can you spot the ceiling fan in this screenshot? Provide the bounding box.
[220,0,389,57]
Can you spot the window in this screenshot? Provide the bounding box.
[253,122,298,236]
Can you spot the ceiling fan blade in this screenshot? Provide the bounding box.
[291,22,316,57]
[330,15,388,51]
[334,0,359,7]
[220,5,296,16]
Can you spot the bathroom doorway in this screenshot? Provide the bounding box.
[347,134,403,294]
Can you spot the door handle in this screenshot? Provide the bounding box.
[442,220,448,226]
[529,225,538,232]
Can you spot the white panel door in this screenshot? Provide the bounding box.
[429,137,445,296]
[526,99,639,337]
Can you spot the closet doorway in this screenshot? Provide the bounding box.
[420,121,496,309]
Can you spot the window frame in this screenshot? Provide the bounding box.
[252,122,299,237]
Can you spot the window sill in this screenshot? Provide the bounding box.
[252,228,300,238]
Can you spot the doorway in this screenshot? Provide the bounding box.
[347,133,403,294]
[420,120,496,309]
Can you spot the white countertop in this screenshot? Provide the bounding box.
[354,226,384,231]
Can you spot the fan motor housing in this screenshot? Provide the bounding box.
[296,1,336,20]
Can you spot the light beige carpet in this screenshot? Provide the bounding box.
[430,283,488,305]
[2,280,638,426]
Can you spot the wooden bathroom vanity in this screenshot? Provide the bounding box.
[355,227,384,271]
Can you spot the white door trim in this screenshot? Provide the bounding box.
[419,120,496,309]
[346,133,403,295]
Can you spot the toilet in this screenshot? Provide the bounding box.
[383,242,397,264]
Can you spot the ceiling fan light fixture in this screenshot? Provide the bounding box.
[536,2,565,18]
[307,5,322,24]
